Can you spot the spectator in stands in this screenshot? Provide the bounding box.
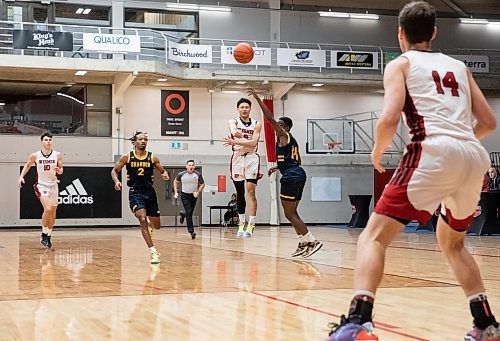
[487,167,500,192]
[223,193,238,226]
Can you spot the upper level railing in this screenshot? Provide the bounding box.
[0,20,499,78]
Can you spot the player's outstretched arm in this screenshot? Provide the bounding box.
[247,88,287,139]
[18,153,36,188]
[111,153,128,190]
[468,70,496,139]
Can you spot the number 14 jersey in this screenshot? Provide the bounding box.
[401,50,476,142]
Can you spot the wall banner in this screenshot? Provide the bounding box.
[161,90,189,136]
[20,166,122,219]
[331,51,379,69]
[276,48,326,67]
[168,42,212,63]
[220,46,271,65]
[13,30,73,51]
[82,33,141,54]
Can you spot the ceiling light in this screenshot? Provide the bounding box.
[76,8,84,14]
[166,3,199,10]
[222,90,241,94]
[57,93,84,105]
[0,102,5,106]
[235,81,247,85]
[75,70,87,76]
[460,18,489,24]
[312,83,324,87]
[488,21,500,26]
[350,13,379,20]
[319,11,349,18]
[157,78,168,82]
[83,8,91,15]
[86,103,94,107]
[41,0,51,4]
[199,6,231,12]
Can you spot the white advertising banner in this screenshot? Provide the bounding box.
[277,48,326,67]
[82,33,141,54]
[220,46,271,65]
[331,50,379,69]
[451,55,489,73]
[168,42,212,63]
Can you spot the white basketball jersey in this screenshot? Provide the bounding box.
[35,150,58,186]
[401,50,477,142]
[232,117,258,155]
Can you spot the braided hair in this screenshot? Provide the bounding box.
[129,131,148,144]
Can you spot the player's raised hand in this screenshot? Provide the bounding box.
[114,181,122,191]
[17,177,25,189]
[246,87,257,98]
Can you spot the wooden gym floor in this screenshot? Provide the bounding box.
[0,226,498,340]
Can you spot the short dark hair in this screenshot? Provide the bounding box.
[40,132,53,140]
[186,159,195,164]
[237,98,252,108]
[399,1,436,44]
[279,117,293,130]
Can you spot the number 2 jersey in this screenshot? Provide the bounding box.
[125,150,155,187]
[401,50,477,142]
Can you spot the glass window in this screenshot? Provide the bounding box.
[55,4,110,26]
[0,81,111,137]
[125,9,198,39]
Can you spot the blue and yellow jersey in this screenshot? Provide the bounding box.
[125,150,155,187]
[276,133,301,174]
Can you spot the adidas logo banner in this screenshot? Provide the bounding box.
[20,166,122,219]
[59,178,94,205]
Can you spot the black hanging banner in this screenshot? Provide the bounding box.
[13,30,73,51]
[20,166,122,219]
[161,90,189,136]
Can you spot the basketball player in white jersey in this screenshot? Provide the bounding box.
[222,97,262,238]
[326,2,498,341]
[18,133,63,249]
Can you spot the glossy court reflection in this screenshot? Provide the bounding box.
[0,228,498,340]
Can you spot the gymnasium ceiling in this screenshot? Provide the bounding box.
[146,0,500,20]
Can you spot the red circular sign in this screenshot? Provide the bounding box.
[164,93,185,115]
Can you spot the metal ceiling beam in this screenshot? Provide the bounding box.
[438,0,468,17]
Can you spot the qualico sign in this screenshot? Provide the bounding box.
[168,42,212,63]
[83,33,141,54]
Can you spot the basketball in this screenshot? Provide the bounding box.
[233,43,254,64]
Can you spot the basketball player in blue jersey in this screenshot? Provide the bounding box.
[111,131,169,264]
[326,2,498,340]
[247,88,323,258]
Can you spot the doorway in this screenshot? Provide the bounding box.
[152,167,202,227]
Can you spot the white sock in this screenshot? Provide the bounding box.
[149,246,157,254]
[42,226,48,234]
[47,229,52,236]
[298,235,306,243]
[238,214,246,224]
[248,216,256,225]
[467,292,487,302]
[353,290,375,300]
[304,231,316,242]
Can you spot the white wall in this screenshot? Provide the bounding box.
[2,86,499,226]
